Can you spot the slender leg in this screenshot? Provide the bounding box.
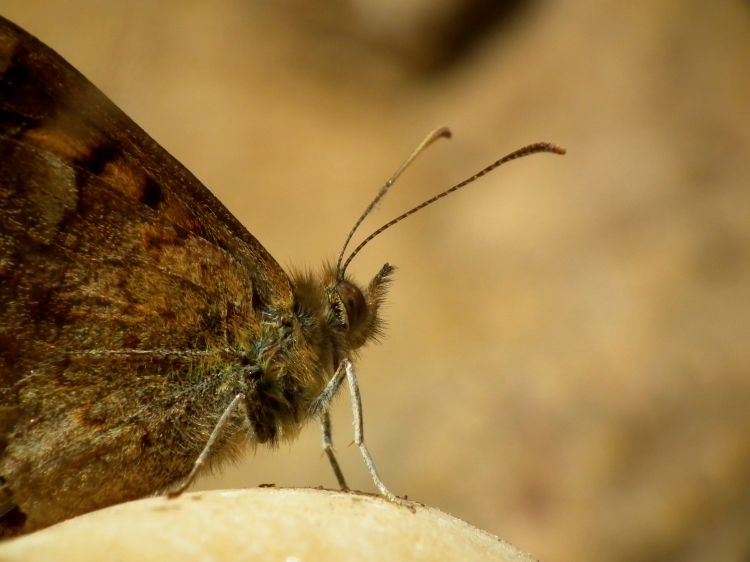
[313,362,350,487]
[343,359,409,506]
[167,392,245,498]
[310,361,347,417]
[320,410,349,490]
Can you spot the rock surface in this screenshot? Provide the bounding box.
[0,489,535,562]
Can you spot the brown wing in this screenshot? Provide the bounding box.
[0,16,292,534]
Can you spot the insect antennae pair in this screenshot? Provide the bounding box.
[336,127,566,279]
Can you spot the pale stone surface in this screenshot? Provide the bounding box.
[0,489,536,562]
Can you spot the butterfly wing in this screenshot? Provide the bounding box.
[0,16,292,534]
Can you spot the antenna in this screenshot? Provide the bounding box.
[335,127,452,280]
[338,134,566,278]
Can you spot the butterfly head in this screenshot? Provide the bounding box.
[291,262,393,368]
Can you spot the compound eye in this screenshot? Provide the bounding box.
[336,282,366,333]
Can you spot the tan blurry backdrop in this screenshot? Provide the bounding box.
[3,1,750,561]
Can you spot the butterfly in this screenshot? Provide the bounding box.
[0,16,564,537]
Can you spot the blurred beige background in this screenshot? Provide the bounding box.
[4,1,749,560]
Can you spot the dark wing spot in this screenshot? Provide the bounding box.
[140,431,153,451]
[251,288,264,314]
[0,46,54,133]
[72,142,121,190]
[0,504,27,538]
[140,177,163,209]
[0,475,26,538]
[77,142,120,175]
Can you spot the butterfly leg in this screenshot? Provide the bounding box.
[167,392,245,498]
[342,359,411,507]
[320,411,349,490]
[312,362,350,488]
[310,361,347,416]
